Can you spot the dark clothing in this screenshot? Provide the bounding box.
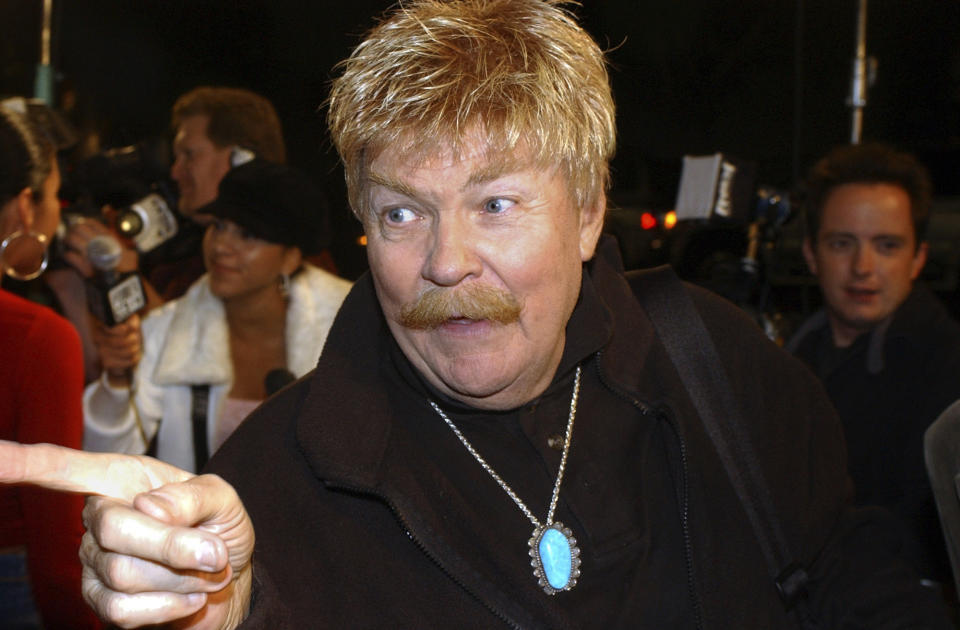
[788,285,960,583]
[209,237,949,629]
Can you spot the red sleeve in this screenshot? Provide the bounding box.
[14,309,102,629]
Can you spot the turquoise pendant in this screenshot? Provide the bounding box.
[529,522,581,594]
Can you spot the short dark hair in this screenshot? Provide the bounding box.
[803,142,932,244]
[172,86,286,164]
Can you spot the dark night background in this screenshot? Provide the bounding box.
[2,0,959,317]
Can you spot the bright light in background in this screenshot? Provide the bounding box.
[639,210,678,231]
[664,210,677,229]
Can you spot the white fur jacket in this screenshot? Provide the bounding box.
[83,264,352,472]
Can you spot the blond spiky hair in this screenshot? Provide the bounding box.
[327,0,616,215]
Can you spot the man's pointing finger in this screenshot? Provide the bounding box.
[0,440,193,500]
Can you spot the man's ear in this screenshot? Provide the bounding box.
[578,192,606,262]
[910,241,929,280]
[801,236,818,276]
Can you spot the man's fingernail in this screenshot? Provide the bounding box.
[138,491,174,518]
[197,540,219,571]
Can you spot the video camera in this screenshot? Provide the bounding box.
[61,137,180,254]
[670,153,792,276]
[671,153,795,340]
[606,152,795,341]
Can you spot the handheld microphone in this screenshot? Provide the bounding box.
[264,368,296,397]
[85,234,147,325]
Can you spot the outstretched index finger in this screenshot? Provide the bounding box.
[0,440,193,500]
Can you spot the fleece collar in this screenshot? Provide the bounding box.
[152,265,342,385]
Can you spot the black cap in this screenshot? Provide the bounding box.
[197,159,329,254]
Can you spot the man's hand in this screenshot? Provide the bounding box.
[0,441,254,630]
[91,314,142,387]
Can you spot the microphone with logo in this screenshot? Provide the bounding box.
[85,234,147,326]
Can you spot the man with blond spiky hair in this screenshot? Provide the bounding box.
[0,1,951,628]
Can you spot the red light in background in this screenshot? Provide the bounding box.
[640,212,657,230]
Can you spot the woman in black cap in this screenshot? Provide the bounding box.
[82,159,352,472]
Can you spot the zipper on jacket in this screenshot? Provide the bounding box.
[593,352,705,630]
[324,481,525,630]
[657,404,704,630]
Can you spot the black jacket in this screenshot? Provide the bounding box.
[209,237,949,629]
[788,285,960,583]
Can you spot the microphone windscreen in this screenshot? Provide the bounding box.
[87,234,123,272]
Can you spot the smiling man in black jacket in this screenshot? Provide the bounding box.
[0,1,953,628]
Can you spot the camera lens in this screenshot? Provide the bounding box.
[116,210,143,237]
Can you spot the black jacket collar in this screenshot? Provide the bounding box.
[786,284,948,375]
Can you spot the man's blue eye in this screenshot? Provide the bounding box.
[484,198,514,214]
[386,207,415,223]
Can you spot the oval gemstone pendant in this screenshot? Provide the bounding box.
[529,522,581,594]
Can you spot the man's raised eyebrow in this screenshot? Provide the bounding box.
[366,172,419,198]
[366,161,527,197]
[464,161,520,190]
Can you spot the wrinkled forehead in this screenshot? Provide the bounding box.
[372,144,525,180]
[357,130,563,205]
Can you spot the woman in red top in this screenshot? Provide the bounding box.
[0,105,101,629]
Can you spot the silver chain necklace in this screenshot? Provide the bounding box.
[428,365,582,595]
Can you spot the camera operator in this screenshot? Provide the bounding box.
[63,86,288,304]
[54,87,289,382]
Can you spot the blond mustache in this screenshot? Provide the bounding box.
[399,285,523,330]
